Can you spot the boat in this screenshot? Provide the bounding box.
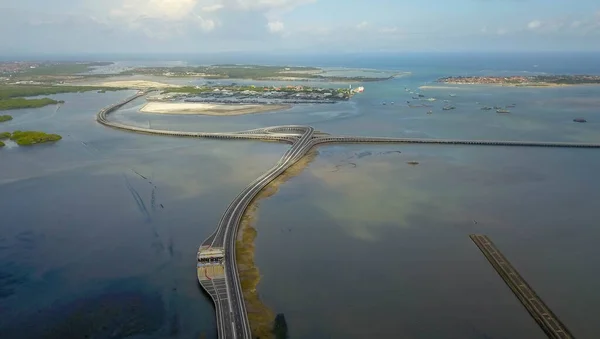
[449,93,457,97]
[480,106,492,111]
[407,161,420,165]
[382,102,386,105]
[426,98,436,102]
[418,94,425,98]
[391,101,394,105]
[496,109,510,114]
[573,118,587,123]
[443,106,456,111]
[427,110,433,114]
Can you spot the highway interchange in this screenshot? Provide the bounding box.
[97,92,600,339]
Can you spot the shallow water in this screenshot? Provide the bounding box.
[2,57,600,338]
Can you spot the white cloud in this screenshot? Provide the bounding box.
[234,0,316,11]
[196,15,217,31]
[496,28,507,35]
[201,4,223,12]
[528,20,542,29]
[267,20,284,33]
[111,0,199,21]
[379,26,397,33]
[356,21,368,30]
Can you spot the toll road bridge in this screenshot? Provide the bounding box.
[97,93,593,338]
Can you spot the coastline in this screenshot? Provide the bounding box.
[236,150,318,339]
[435,82,600,88]
[139,102,291,116]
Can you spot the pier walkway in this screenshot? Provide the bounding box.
[470,234,575,339]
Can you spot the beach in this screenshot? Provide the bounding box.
[140,102,291,116]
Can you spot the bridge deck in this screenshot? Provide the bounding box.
[470,234,574,339]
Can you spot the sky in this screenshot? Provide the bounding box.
[1,0,600,55]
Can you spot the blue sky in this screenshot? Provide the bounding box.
[1,0,600,54]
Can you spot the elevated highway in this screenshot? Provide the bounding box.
[97,93,598,338]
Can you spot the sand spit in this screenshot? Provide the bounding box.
[98,80,181,89]
[139,102,291,116]
[236,150,318,339]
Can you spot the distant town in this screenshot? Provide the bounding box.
[438,75,600,86]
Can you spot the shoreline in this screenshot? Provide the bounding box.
[139,102,291,116]
[236,150,318,339]
[435,82,600,88]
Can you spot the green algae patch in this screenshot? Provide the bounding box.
[236,150,318,339]
[10,130,62,146]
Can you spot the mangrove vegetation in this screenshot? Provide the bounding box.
[0,84,124,110]
[9,130,62,146]
[0,115,12,122]
[0,84,122,99]
[0,98,63,111]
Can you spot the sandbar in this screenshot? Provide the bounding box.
[97,80,181,89]
[140,102,291,116]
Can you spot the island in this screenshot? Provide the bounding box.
[157,84,357,102]
[141,84,363,116]
[8,130,62,146]
[0,97,64,111]
[120,64,397,82]
[0,115,12,122]
[0,132,7,148]
[438,75,600,86]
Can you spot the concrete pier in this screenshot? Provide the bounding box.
[470,234,575,339]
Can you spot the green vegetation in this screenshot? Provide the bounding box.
[0,84,125,110]
[0,98,63,111]
[122,64,395,82]
[121,64,321,79]
[0,140,4,147]
[0,132,10,139]
[10,130,62,146]
[0,84,122,100]
[0,115,12,122]
[19,62,113,76]
[532,75,600,85]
